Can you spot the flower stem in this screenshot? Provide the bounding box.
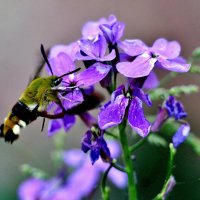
[112,159,127,173]
[101,164,112,200]
[119,120,138,200]
[153,143,176,200]
[105,130,119,140]
[129,137,148,153]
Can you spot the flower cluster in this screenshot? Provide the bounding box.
[18,14,195,200]
[44,14,190,158]
[18,141,127,200]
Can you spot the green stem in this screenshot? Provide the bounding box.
[166,144,176,181]
[119,120,138,200]
[105,130,119,140]
[113,71,117,90]
[112,160,127,173]
[153,143,176,200]
[129,137,147,153]
[101,164,112,200]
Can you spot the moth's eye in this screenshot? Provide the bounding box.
[54,78,62,86]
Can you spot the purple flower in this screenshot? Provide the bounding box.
[77,34,116,62]
[82,14,125,44]
[98,85,152,137]
[172,124,190,148]
[18,141,127,200]
[165,96,187,120]
[99,16,125,45]
[81,129,111,164]
[46,52,111,136]
[64,140,127,193]
[152,96,189,148]
[47,113,76,137]
[49,42,80,61]
[18,178,46,200]
[116,38,190,78]
[151,96,187,132]
[143,71,159,90]
[18,177,73,200]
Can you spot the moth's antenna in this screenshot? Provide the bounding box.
[40,44,53,75]
[58,68,81,78]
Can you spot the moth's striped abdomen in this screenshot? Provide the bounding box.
[0,101,38,143]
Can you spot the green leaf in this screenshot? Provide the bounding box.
[147,134,168,147]
[186,133,200,156]
[169,85,199,96]
[190,65,200,74]
[149,85,199,101]
[20,164,48,179]
[192,47,200,63]
[149,88,168,101]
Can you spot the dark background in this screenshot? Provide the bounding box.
[0,0,200,199]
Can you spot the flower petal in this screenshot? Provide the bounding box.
[110,85,125,102]
[157,58,190,72]
[165,96,187,120]
[81,16,108,39]
[81,130,92,153]
[98,137,112,163]
[128,97,151,137]
[98,95,129,130]
[143,71,159,90]
[50,187,72,200]
[94,34,107,58]
[62,114,76,132]
[98,49,116,62]
[49,42,80,61]
[116,54,156,78]
[67,161,100,198]
[62,89,84,110]
[18,178,45,200]
[107,140,121,158]
[118,39,147,56]
[78,39,97,59]
[47,119,62,137]
[151,108,168,132]
[78,35,116,61]
[132,87,152,106]
[90,145,100,164]
[152,38,168,54]
[164,41,181,59]
[112,22,125,43]
[172,124,190,148]
[48,53,76,76]
[76,62,112,87]
[99,24,114,44]
[46,53,76,76]
[152,38,181,59]
[63,149,85,167]
[108,168,127,188]
[82,21,101,39]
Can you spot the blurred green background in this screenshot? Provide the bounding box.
[0,0,200,199]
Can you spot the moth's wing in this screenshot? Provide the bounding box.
[27,48,50,84]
